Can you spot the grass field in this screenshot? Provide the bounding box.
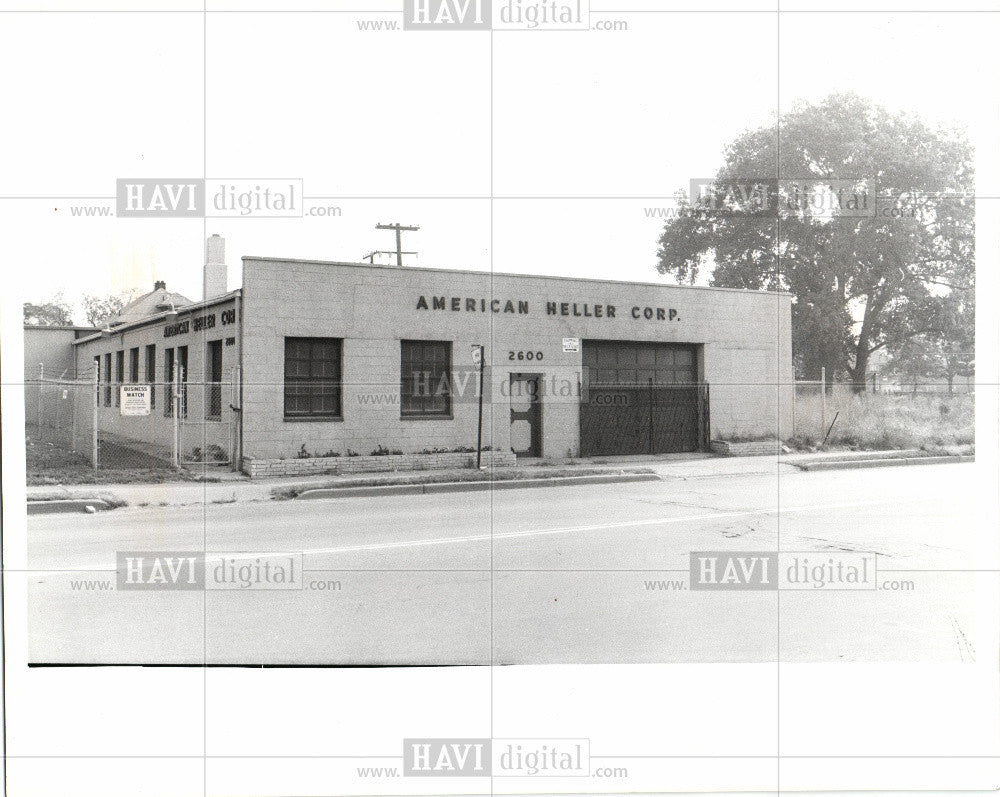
[791,391,974,451]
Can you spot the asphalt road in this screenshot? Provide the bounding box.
[26,462,995,665]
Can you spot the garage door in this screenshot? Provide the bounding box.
[579,341,706,456]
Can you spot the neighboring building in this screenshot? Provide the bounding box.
[43,235,794,473]
[69,235,239,465]
[107,282,194,327]
[23,325,99,381]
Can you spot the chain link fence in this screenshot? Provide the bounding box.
[26,365,974,479]
[25,371,98,470]
[179,373,238,466]
[25,364,238,477]
[793,380,975,449]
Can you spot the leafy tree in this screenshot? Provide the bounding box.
[655,93,974,390]
[886,292,974,393]
[83,289,139,327]
[23,294,74,326]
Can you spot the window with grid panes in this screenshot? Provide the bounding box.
[284,337,342,419]
[400,340,452,417]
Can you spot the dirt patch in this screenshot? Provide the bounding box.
[26,436,193,485]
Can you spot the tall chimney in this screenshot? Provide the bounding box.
[204,234,227,299]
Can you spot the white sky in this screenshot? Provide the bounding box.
[1,8,997,324]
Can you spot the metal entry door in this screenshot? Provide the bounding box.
[509,374,541,457]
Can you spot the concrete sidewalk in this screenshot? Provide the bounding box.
[26,462,665,509]
[28,477,291,509]
[26,448,973,510]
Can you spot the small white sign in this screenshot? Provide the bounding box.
[562,337,580,353]
[471,345,483,365]
[120,385,151,416]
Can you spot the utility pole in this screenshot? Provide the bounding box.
[375,222,419,266]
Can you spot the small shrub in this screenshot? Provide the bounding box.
[954,429,974,445]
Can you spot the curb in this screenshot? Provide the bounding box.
[795,454,974,472]
[790,448,924,462]
[27,498,115,515]
[295,472,660,500]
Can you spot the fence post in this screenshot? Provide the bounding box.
[91,367,99,470]
[234,365,243,470]
[173,366,182,468]
[820,367,827,439]
[230,368,237,469]
[791,380,796,439]
[37,363,44,431]
[71,376,78,454]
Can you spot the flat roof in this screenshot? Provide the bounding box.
[241,257,792,297]
[23,325,99,332]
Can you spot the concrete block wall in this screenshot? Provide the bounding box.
[240,258,794,460]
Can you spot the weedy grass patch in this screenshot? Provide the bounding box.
[792,392,974,451]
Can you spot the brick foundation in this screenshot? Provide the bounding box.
[241,449,517,479]
[710,439,780,457]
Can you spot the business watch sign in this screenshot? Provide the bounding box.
[120,386,151,416]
